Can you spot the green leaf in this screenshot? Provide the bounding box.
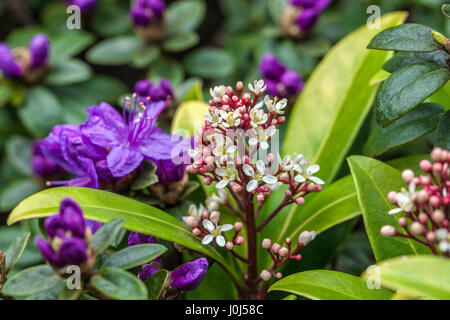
[267,0,289,25]
[90,0,131,37]
[184,47,235,79]
[0,85,11,108]
[145,269,169,300]
[383,51,449,73]
[364,103,445,156]
[45,59,93,86]
[131,161,159,190]
[90,267,147,300]
[5,232,30,273]
[5,135,32,176]
[103,244,167,270]
[18,87,62,138]
[92,219,125,255]
[171,100,210,136]
[368,24,442,52]
[269,270,393,300]
[178,78,204,102]
[50,32,95,64]
[427,82,450,108]
[2,265,60,297]
[166,0,206,35]
[375,62,449,127]
[131,46,160,69]
[0,179,39,212]
[347,156,430,261]
[86,36,142,65]
[283,12,408,183]
[7,187,241,284]
[443,4,450,18]
[163,31,199,52]
[362,255,450,299]
[148,57,184,85]
[435,110,450,150]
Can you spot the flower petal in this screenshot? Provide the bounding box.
[216,235,226,247]
[202,234,214,245]
[203,220,215,233]
[220,224,233,232]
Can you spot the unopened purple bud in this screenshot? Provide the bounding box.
[59,198,86,238]
[36,237,64,267]
[149,85,169,101]
[44,215,64,238]
[153,158,186,183]
[31,141,62,177]
[280,70,304,95]
[59,237,88,265]
[29,34,49,68]
[170,257,208,291]
[130,6,152,26]
[296,8,320,31]
[139,265,159,281]
[159,78,173,98]
[146,0,165,19]
[0,44,23,77]
[264,78,281,97]
[259,54,286,80]
[134,79,153,97]
[72,0,97,13]
[128,232,157,246]
[86,219,102,234]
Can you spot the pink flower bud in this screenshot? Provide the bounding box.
[285,189,293,196]
[260,270,271,281]
[432,209,445,224]
[193,228,202,236]
[210,211,220,224]
[279,173,289,182]
[401,169,415,183]
[225,86,234,96]
[298,231,313,245]
[204,177,212,185]
[185,216,198,228]
[418,213,428,224]
[416,190,429,204]
[271,243,281,254]
[433,163,443,173]
[278,116,285,123]
[242,93,252,104]
[234,222,243,232]
[275,272,282,279]
[235,236,245,245]
[431,148,444,162]
[232,184,242,193]
[420,160,433,172]
[380,225,396,237]
[279,247,289,257]
[295,197,305,205]
[262,238,271,249]
[387,191,397,203]
[398,217,407,228]
[411,221,424,235]
[267,153,275,163]
[256,193,265,201]
[236,81,244,93]
[202,210,210,220]
[430,196,440,207]
[225,241,234,250]
[426,231,436,242]
[285,238,291,245]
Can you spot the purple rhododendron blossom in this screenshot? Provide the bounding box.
[130,0,166,26]
[31,140,63,177]
[128,231,157,246]
[29,34,49,68]
[289,0,332,31]
[133,78,173,101]
[139,265,160,281]
[0,44,23,78]
[170,257,208,291]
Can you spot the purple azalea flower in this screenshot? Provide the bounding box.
[36,198,91,268]
[280,70,305,96]
[134,79,153,97]
[29,34,49,69]
[134,78,173,101]
[259,54,286,80]
[86,220,102,234]
[153,158,186,184]
[289,0,315,8]
[139,265,159,281]
[0,44,23,78]
[130,0,166,26]
[264,78,281,97]
[128,232,157,246]
[80,99,177,178]
[296,8,320,31]
[170,257,208,291]
[130,6,152,27]
[31,140,63,177]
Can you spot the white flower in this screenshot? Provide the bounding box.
[435,228,450,253]
[183,203,206,223]
[204,109,222,127]
[388,183,416,215]
[210,85,226,99]
[248,79,266,95]
[277,154,295,171]
[264,96,287,114]
[202,219,233,247]
[205,189,227,211]
[215,164,236,189]
[243,160,278,192]
[219,109,241,128]
[212,135,236,163]
[294,164,325,185]
[249,126,276,150]
[249,107,268,128]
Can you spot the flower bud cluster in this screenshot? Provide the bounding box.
[381,148,450,256]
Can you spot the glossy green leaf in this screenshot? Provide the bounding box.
[435,110,450,150]
[5,135,32,176]
[148,57,184,85]
[443,4,450,18]
[364,103,445,156]
[7,187,241,283]
[171,100,210,137]
[5,232,30,273]
[130,161,158,190]
[0,179,39,212]
[383,51,449,73]
[90,267,147,300]
[103,244,167,270]
[348,156,430,261]
[45,59,92,86]
[50,31,95,64]
[166,0,206,35]
[184,47,235,79]
[145,270,169,300]
[269,270,393,300]
[283,12,408,183]
[374,62,449,127]
[18,87,62,138]
[92,219,124,255]
[163,31,199,52]
[178,78,204,102]
[362,255,450,299]
[86,36,142,65]
[90,0,131,37]
[368,24,442,52]
[2,265,60,297]
[131,46,160,69]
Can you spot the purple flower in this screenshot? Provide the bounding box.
[80,99,176,178]
[133,78,173,101]
[264,78,281,97]
[36,198,91,268]
[139,265,159,281]
[128,232,157,246]
[130,6,152,27]
[31,140,63,177]
[259,54,286,80]
[0,44,23,78]
[29,34,49,68]
[296,8,320,31]
[130,0,166,27]
[153,158,186,184]
[290,0,331,11]
[280,70,305,96]
[86,220,102,233]
[170,257,208,291]
[72,0,97,13]
[134,79,153,97]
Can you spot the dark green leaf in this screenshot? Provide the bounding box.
[166,0,206,35]
[5,232,30,273]
[90,267,147,300]
[364,103,445,156]
[442,4,450,18]
[435,110,450,150]
[383,51,449,73]
[50,32,95,64]
[91,0,131,37]
[5,135,32,176]
[58,285,82,300]
[375,62,450,127]
[131,46,160,69]
[45,59,92,86]
[368,24,442,52]
[0,179,39,212]
[145,270,169,300]
[92,219,124,254]
[131,161,158,190]
[163,31,199,52]
[103,244,167,270]
[148,57,184,85]
[184,47,235,79]
[2,265,60,297]
[86,36,142,65]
